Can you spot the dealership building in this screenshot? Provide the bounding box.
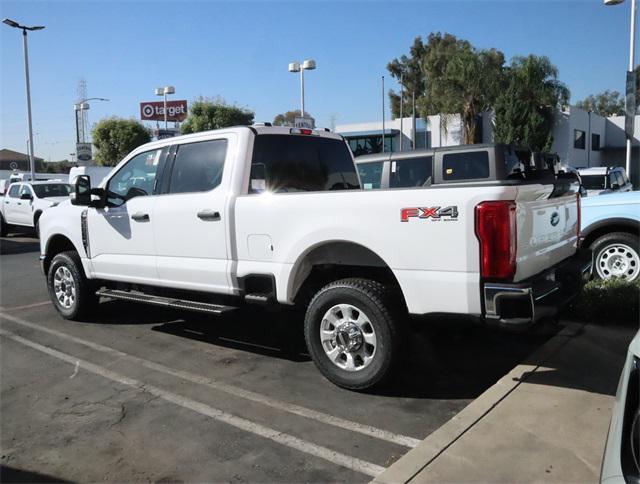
[335,107,640,182]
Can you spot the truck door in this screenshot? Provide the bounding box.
[86,147,167,283]
[153,136,233,294]
[3,184,22,225]
[15,185,35,225]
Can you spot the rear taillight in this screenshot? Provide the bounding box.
[475,201,517,280]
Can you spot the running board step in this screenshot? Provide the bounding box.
[244,292,273,305]
[96,289,236,314]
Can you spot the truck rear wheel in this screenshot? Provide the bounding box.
[47,251,98,320]
[304,278,402,390]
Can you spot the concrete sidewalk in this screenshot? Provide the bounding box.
[375,322,636,484]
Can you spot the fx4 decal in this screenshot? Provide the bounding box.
[401,206,459,222]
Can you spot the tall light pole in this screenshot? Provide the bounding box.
[604,0,637,177]
[288,60,316,117]
[155,86,175,130]
[74,98,109,144]
[3,18,45,181]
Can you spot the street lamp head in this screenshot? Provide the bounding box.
[28,25,45,31]
[164,86,175,94]
[155,88,164,96]
[3,18,20,28]
[288,62,301,73]
[302,59,316,70]
[604,0,625,4]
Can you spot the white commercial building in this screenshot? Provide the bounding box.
[335,108,639,182]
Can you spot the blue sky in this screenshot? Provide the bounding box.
[1,0,636,161]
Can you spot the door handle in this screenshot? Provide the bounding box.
[197,209,221,221]
[131,212,150,222]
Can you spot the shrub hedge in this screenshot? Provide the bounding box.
[564,277,640,324]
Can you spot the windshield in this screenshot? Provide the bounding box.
[32,184,71,198]
[581,175,606,190]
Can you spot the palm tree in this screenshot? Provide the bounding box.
[493,55,570,151]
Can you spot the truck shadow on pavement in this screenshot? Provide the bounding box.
[0,236,40,255]
[0,465,73,483]
[89,301,555,400]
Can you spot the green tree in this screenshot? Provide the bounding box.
[388,33,505,144]
[181,97,254,134]
[575,90,624,116]
[92,117,151,166]
[272,109,314,127]
[493,55,570,151]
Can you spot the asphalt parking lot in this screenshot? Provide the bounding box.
[0,233,558,483]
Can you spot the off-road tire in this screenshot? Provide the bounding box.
[47,251,99,320]
[304,278,402,390]
[0,214,7,237]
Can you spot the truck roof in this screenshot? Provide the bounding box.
[134,125,344,154]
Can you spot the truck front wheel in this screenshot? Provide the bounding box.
[304,278,402,390]
[47,251,98,320]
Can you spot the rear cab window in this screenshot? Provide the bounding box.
[357,162,383,189]
[168,140,228,194]
[249,134,359,193]
[442,151,490,181]
[581,175,606,190]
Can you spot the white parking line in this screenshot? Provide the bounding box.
[0,328,386,478]
[0,312,421,448]
[0,301,51,311]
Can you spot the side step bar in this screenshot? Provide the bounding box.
[96,288,236,315]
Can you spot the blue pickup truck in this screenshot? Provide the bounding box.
[581,191,639,282]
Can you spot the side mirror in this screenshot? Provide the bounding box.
[71,175,92,206]
[20,192,33,200]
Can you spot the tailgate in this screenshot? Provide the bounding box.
[514,184,579,282]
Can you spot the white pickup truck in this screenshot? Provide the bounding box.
[1,180,71,237]
[38,126,591,389]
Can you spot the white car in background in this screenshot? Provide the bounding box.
[0,181,71,237]
[601,330,639,483]
[578,167,633,197]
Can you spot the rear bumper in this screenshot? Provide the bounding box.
[483,248,592,329]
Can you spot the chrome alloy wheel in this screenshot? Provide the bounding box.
[54,266,77,309]
[596,243,639,281]
[320,304,377,372]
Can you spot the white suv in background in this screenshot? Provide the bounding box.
[577,167,632,196]
[0,181,71,237]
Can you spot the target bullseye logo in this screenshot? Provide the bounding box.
[142,104,155,117]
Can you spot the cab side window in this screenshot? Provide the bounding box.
[107,148,164,207]
[19,185,33,198]
[8,185,20,198]
[168,140,227,194]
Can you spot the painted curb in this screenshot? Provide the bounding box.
[373,322,583,484]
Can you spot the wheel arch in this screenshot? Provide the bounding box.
[582,218,640,249]
[43,234,81,274]
[287,240,406,309]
